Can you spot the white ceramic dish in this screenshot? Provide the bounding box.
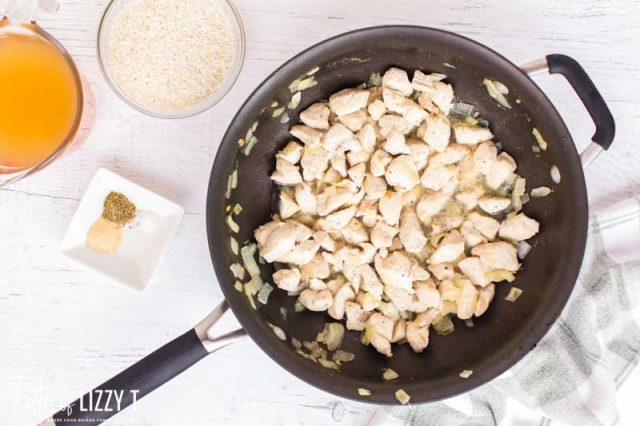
[61,168,184,291]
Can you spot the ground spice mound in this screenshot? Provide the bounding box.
[102,191,136,225]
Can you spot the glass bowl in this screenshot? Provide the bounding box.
[97,0,245,119]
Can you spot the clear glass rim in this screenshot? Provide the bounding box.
[96,0,246,120]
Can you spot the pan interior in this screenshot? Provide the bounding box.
[207,26,588,404]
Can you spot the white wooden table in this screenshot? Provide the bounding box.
[1,0,639,425]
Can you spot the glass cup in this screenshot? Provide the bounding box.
[0,2,95,187]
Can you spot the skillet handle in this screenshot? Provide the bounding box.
[43,301,246,426]
[521,54,615,168]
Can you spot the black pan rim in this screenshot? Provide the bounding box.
[207,25,588,405]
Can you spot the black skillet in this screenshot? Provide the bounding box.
[49,26,614,425]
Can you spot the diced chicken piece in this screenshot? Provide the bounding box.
[369,334,392,357]
[366,312,394,341]
[329,88,370,116]
[347,163,366,186]
[357,123,377,152]
[345,301,371,331]
[341,218,369,244]
[378,191,403,225]
[385,155,420,192]
[458,256,492,287]
[439,278,461,302]
[468,212,500,239]
[316,187,353,216]
[474,284,495,316]
[416,190,450,223]
[322,167,341,185]
[457,153,483,189]
[370,221,399,248]
[382,67,413,96]
[294,183,317,214]
[486,152,517,190]
[382,87,407,114]
[472,242,520,271]
[271,159,303,186]
[285,219,313,242]
[364,175,387,200]
[421,114,451,152]
[323,123,354,151]
[356,199,379,228]
[402,185,424,207]
[410,260,430,281]
[374,251,413,291]
[276,141,304,164]
[353,264,384,298]
[399,207,427,253]
[383,131,410,155]
[346,148,371,166]
[339,136,363,153]
[417,91,437,112]
[324,276,344,293]
[413,279,441,311]
[300,103,330,130]
[276,239,319,265]
[378,114,410,137]
[300,143,331,181]
[406,321,429,353]
[431,204,464,234]
[473,141,498,175]
[378,301,401,321]
[328,284,356,320]
[406,139,431,171]
[370,149,392,177]
[478,196,511,214]
[428,263,455,280]
[331,152,347,177]
[402,99,428,127]
[415,308,441,328]
[321,206,357,231]
[499,213,540,241]
[279,191,299,219]
[290,124,323,145]
[299,289,333,311]
[313,230,337,252]
[420,164,458,191]
[455,182,484,211]
[255,222,297,263]
[461,221,485,248]
[300,254,330,281]
[454,125,493,145]
[391,319,407,343]
[272,268,301,291]
[368,99,386,121]
[411,70,438,92]
[430,81,454,115]
[339,109,369,132]
[384,285,412,311]
[429,230,464,264]
[429,144,470,167]
[388,236,404,252]
[456,278,478,320]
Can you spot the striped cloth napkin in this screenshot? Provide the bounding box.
[371,198,640,426]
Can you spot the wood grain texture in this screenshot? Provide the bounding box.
[1,0,639,425]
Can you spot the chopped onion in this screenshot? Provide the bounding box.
[272,107,285,118]
[280,112,290,124]
[332,350,355,363]
[318,357,339,370]
[521,193,530,205]
[227,214,240,234]
[241,244,261,279]
[244,135,258,155]
[433,315,455,336]
[243,285,257,310]
[280,307,287,320]
[517,241,532,259]
[268,323,286,340]
[532,128,548,151]
[291,337,302,350]
[532,144,541,154]
[237,138,245,147]
[550,165,561,183]
[231,168,238,190]
[531,186,552,198]
[358,388,372,396]
[367,72,382,87]
[459,369,473,379]
[465,319,474,328]
[483,78,511,109]
[233,203,242,215]
[451,102,475,116]
[270,101,279,108]
[395,389,411,405]
[245,276,264,295]
[505,287,523,302]
[512,177,526,196]
[229,263,245,280]
[234,280,243,292]
[485,269,516,283]
[294,301,305,312]
[306,66,320,76]
[464,116,478,126]
[477,117,490,128]
[443,62,456,69]
[257,282,274,305]
[251,121,258,132]
[288,91,301,109]
[229,237,239,255]
[245,127,253,142]
[225,174,233,199]
[316,323,345,351]
[493,81,509,95]
[383,368,399,381]
[511,191,523,212]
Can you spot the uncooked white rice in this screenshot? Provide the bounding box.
[108,0,235,110]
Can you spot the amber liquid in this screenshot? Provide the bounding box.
[0,21,80,169]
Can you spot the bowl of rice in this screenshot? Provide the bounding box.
[97,0,245,118]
